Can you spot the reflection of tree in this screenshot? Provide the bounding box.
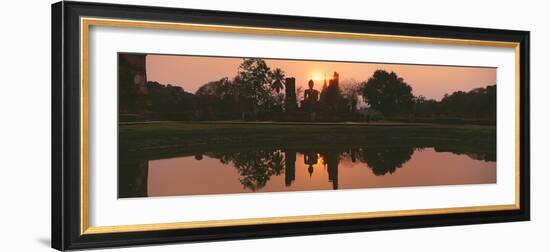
[434,146,496,162]
[209,146,415,191]
[358,146,414,176]
[119,140,499,198]
[465,152,495,162]
[215,150,285,191]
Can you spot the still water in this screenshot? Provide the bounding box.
[119,146,496,198]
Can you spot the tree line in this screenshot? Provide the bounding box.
[362,70,496,123]
[119,58,496,124]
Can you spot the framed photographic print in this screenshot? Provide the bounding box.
[52,1,530,250]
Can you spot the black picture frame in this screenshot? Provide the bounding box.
[52,1,530,251]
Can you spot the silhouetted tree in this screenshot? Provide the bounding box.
[119,53,496,124]
[413,95,438,118]
[236,58,274,118]
[270,68,285,94]
[195,77,240,119]
[438,85,496,120]
[361,70,414,116]
[146,81,197,116]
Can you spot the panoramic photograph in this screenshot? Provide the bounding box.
[118,53,497,198]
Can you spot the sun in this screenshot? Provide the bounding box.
[310,72,324,82]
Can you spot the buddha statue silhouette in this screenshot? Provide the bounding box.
[302,79,320,121]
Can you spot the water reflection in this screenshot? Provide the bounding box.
[119,144,496,198]
[358,147,414,176]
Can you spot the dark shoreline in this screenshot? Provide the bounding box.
[119,122,496,160]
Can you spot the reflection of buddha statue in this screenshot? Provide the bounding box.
[350,148,357,163]
[302,79,320,115]
[304,152,318,177]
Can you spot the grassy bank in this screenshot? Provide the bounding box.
[119,122,496,157]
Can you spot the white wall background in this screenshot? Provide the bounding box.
[0,0,547,251]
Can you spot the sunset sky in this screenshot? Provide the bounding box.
[146,54,496,101]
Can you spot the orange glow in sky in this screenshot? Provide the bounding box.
[310,72,325,83]
[146,54,496,100]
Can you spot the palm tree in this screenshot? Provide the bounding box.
[271,68,285,94]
